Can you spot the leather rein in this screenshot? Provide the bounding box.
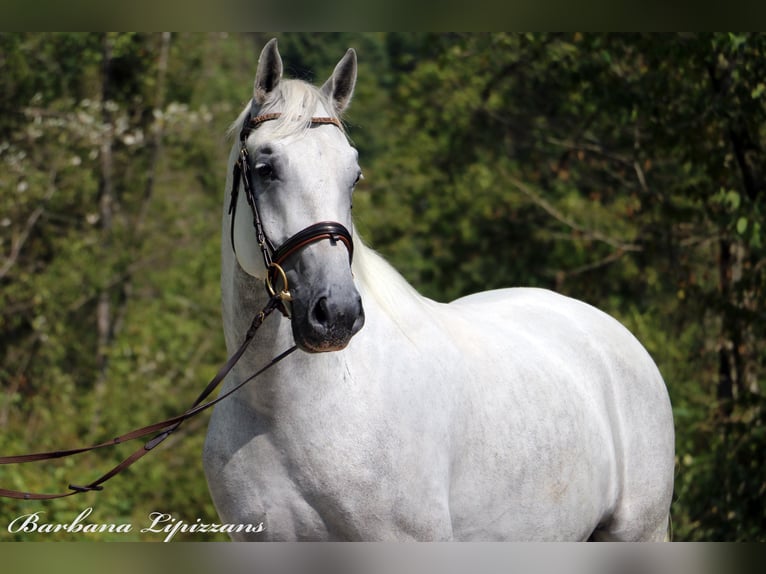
[0,111,353,500]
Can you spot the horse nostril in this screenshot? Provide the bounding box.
[313,296,330,326]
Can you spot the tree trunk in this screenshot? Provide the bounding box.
[90,34,116,437]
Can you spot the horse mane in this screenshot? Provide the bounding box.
[228,79,346,141]
[351,230,434,341]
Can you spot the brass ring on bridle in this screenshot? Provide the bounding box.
[266,262,293,302]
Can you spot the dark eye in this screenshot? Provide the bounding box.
[353,170,363,187]
[255,162,274,179]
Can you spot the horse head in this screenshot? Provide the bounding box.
[228,39,365,352]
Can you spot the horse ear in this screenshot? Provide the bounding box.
[254,38,283,104]
[321,48,357,114]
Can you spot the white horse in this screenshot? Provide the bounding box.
[203,39,675,541]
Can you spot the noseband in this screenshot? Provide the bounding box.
[228,112,354,307]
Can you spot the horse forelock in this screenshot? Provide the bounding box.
[227,79,346,141]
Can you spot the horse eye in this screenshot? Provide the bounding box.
[255,162,273,179]
[353,171,363,187]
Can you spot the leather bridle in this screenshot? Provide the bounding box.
[0,110,355,500]
[229,112,354,310]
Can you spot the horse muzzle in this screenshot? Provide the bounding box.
[259,221,363,352]
[290,283,365,352]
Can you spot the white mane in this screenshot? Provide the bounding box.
[351,230,433,339]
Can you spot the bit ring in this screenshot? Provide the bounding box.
[266,263,292,302]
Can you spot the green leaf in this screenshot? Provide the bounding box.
[736,216,748,234]
[727,190,741,210]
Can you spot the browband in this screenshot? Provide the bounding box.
[249,113,342,131]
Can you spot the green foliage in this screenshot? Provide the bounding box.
[0,32,240,541]
[1,33,764,541]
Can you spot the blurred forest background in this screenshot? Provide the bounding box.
[0,33,764,541]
